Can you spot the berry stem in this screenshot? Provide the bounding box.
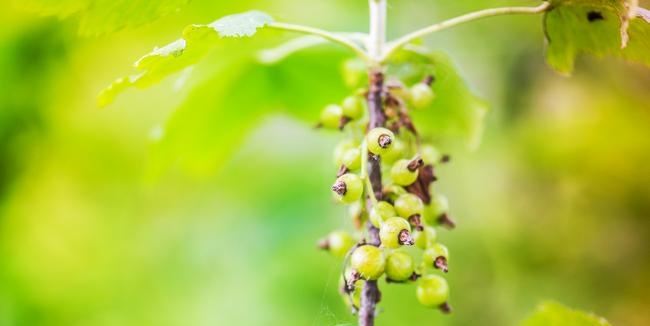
[359,67,385,326]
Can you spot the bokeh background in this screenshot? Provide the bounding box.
[1,1,649,325]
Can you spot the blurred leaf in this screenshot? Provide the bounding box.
[544,0,650,74]
[20,0,190,35]
[387,46,488,149]
[98,10,273,107]
[151,46,352,175]
[521,301,612,326]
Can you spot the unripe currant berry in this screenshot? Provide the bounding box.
[332,174,363,204]
[391,159,419,186]
[350,245,386,280]
[382,138,406,164]
[423,243,449,273]
[369,201,396,228]
[414,226,438,249]
[410,83,435,109]
[319,230,355,258]
[380,217,414,248]
[320,104,344,129]
[416,274,449,308]
[385,251,415,282]
[342,95,364,120]
[347,201,366,229]
[394,193,424,219]
[421,144,443,165]
[425,193,451,225]
[336,147,361,170]
[366,127,394,155]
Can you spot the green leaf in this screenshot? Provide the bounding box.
[386,47,488,149]
[98,10,274,107]
[544,0,650,74]
[21,0,190,35]
[150,46,352,175]
[521,301,612,326]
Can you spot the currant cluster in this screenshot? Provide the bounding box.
[317,74,457,317]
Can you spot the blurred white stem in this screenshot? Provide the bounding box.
[368,0,387,66]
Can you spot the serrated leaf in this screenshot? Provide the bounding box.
[544,0,650,74]
[150,46,352,174]
[386,47,488,149]
[521,301,611,326]
[98,10,274,107]
[20,0,190,35]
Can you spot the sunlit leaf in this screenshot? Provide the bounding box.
[150,46,352,175]
[521,301,612,326]
[544,0,650,74]
[20,0,190,35]
[386,46,488,149]
[98,10,274,107]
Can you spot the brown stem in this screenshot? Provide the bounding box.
[359,69,386,326]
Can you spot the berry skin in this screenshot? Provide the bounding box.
[394,193,424,219]
[414,226,438,249]
[342,96,364,119]
[421,145,443,165]
[336,147,361,170]
[334,140,358,162]
[424,193,450,224]
[366,127,394,155]
[382,138,406,164]
[332,174,363,204]
[320,104,344,129]
[416,274,449,308]
[423,243,449,273]
[391,159,419,186]
[369,201,396,228]
[410,83,435,109]
[321,231,355,258]
[385,251,415,282]
[350,245,386,280]
[379,217,414,248]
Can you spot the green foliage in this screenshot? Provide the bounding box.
[387,48,488,149]
[521,301,612,326]
[151,46,351,174]
[21,0,190,35]
[544,0,650,74]
[98,10,273,107]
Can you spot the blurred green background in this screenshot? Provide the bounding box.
[1,1,649,326]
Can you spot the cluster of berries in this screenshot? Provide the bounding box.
[317,75,456,315]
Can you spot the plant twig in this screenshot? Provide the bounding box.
[267,22,370,61]
[381,2,551,62]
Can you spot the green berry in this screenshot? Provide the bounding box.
[386,251,415,282]
[391,159,419,186]
[332,174,363,204]
[416,275,449,308]
[423,243,449,272]
[320,104,343,129]
[342,96,364,119]
[379,217,413,248]
[334,140,358,162]
[394,193,424,218]
[335,147,361,170]
[322,231,355,258]
[382,138,406,164]
[410,83,435,109]
[366,127,394,155]
[369,201,396,228]
[424,193,450,224]
[414,226,438,249]
[350,245,386,280]
[421,145,443,165]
